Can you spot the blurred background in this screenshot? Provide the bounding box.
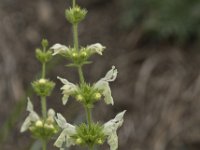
[0,0,200,149]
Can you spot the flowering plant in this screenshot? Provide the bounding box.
[21,0,126,150]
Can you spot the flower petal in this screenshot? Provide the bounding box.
[107,132,118,150]
[54,113,76,148]
[103,110,126,150]
[57,76,78,105]
[87,43,105,55]
[55,113,76,134]
[51,44,70,56]
[20,98,40,132]
[102,66,118,82]
[94,66,117,105]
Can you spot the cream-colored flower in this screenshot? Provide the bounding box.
[57,76,78,105]
[87,43,105,55]
[54,113,76,148]
[51,44,70,56]
[20,99,56,132]
[103,110,126,150]
[20,98,40,132]
[94,66,118,105]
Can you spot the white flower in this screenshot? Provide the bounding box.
[54,113,76,148]
[57,76,78,105]
[87,43,105,55]
[94,66,118,105]
[103,110,126,150]
[20,98,56,132]
[20,98,40,132]
[51,44,70,56]
[57,66,117,105]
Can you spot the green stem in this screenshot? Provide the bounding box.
[85,106,92,128]
[42,140,46,150]
[41,96,47,118]
[78,66,84,84]
[72,0,76,7]
[89,145,94,150]
[73,24,79,51]
[71,1,93,149]
[41,62,47,118]
[42,63,46,79]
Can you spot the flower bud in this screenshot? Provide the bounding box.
[80,51,87,57]
[39,78,46,84]
[32,79,55,97]
[44,123,54,130]
[76,94,83,101]
[76,138,83,144]
[65,6,87,24]
[72,52,78,58]
[35,120,43,127]
[94,92,101,100]
[97,138,103,145]
[41,39,49,49]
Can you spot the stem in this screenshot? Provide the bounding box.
[73,24,79,51]
[41,96,47,118]
[72,0,76,7]
[85,106,92,128]
[89,145,94,150]
[42,63,46,79]
[42,140,46,150]
[41,62,47,118]
[78,66,84,84]
[71,1,93,149]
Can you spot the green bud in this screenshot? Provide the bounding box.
[94,92,101,100]
[35,48,53,63]
[80,51,87,57]
[65,6,87,24]
[97,138,103,145]
[76,94,84,101]
[76,138,83,144]
[41,38,49,49]
[74,123,105,147]
[72,52,78,58]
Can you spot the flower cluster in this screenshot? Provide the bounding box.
[20,0,126,150]
[32,78,55,97]
[20,99,59,140]
[54,111,126,150]
[65,6,87,24]
[51,43,105,66]
[57,66,117,106]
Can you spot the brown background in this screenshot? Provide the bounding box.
[0,0,200,150]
